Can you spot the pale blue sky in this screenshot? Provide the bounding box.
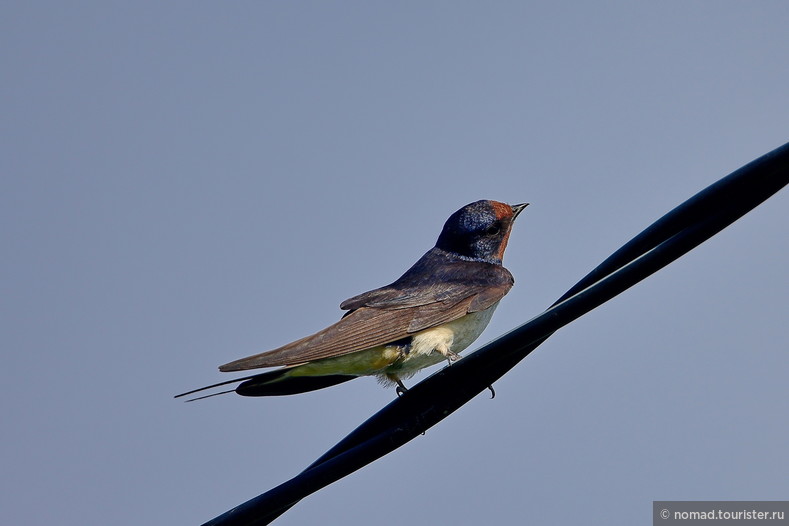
[2,3,787,525]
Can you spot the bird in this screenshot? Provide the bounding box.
[176,200,528,401]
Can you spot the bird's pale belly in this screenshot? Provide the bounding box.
[288,303,499,382]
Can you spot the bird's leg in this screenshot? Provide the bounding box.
[388,374,408,397]
[487,385,496,399]
[435,343,461,366]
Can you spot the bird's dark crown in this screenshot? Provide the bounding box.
[434,200,521,264]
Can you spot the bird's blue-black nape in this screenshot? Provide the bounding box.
[434,200,515,264]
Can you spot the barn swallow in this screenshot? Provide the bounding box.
[176,200,527,400]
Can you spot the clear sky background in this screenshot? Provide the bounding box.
[2,3,787,525]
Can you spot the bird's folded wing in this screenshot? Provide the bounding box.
[219,264,513,372]
[339,260,514,311]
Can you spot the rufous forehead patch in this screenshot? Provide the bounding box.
[490,201,513,220]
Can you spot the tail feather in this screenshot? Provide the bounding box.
[175,367,356,401]
[182,388,237,402]
[174,373,262,399]
[236,373,355,396]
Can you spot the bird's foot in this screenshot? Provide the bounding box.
[436,345,462,366]
[487,385,496,399]
[395,379,409,397]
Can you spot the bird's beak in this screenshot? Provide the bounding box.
[511,202,529,219]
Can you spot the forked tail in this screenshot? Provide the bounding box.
[174,367,355,401]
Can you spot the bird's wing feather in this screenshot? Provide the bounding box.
[339,259,513,310]
[219,262,513,371]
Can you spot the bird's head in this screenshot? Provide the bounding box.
[435,200,528,264]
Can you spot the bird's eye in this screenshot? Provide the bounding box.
[486,226,500,235]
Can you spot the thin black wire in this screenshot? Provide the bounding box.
[201,142,789,526]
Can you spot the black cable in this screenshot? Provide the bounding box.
[200,142,789,526]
